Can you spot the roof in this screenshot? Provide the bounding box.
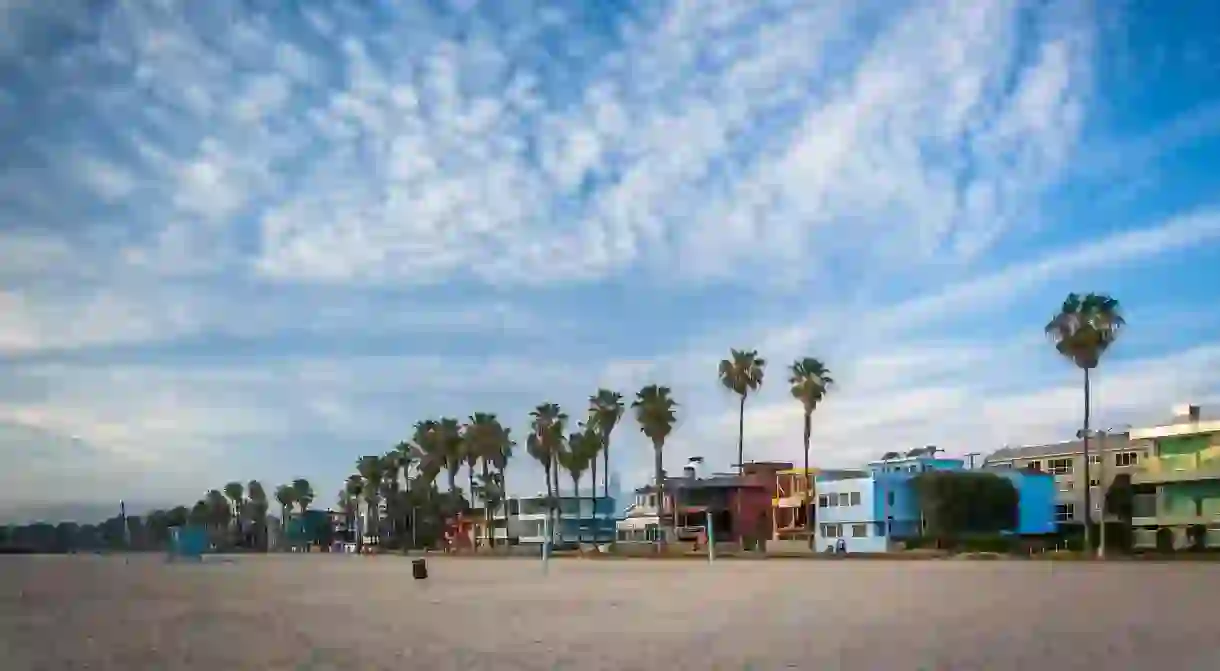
[634,475,764,493]
[1130,420,1220,440]
[982,433,1135,463]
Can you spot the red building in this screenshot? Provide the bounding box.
[639,461,791,546]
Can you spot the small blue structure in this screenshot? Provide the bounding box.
[985,468,1057,535]
[168,525,208,561]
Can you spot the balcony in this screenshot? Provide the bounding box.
[1132,446,1220,484]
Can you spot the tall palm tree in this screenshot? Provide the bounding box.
[438,417,465,500]
[274,484,296,532]
[632,385,679,545]
[223,481,245,545]
[589,390,625,515]
[461,425,480,513]
[563,426,596,544]
[357,456,384,547]
[530,403,568,541]
[204,489,231,546]
[247,480,268,551]
[465,413,506,548]
[789,357,834,533]
[526,432,554,533]
[719,349,766,474]
[489,426,515,541]
[344,474,364,551]
[291,478,314,514]
[1046,292,1125,553]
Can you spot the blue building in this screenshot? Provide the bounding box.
[491,494,619,547]
[813,452,1056,553]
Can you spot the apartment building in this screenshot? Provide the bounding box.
[982,432,1153,525]
[1130,404,1220,549]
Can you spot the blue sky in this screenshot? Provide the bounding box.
[3,0,1220,516]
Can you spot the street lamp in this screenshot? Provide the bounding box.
[1077,424,1130,559]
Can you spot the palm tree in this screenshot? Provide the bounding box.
[357,456,384,547]
[344,474,364,551]
[438,417,465,498]
[1046,292,1125,553]
[274,484,296,533]
[526,432,554,534]
[563,426,596,544]
[489,426,515,543]
[530,403,568,541]
[589,390,625,511]
[464,413,507,548]
[461,425,479,513]
[204,489,231,546]
[789,357,834,534]
[632,385,679,545]
[291,478,314,514]
[223,481,245,546]
[719,349,766,474]
[247,480,268,551]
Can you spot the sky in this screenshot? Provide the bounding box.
[3,0,1220,520]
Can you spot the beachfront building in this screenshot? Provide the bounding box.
[772,467,817,540]
[1130,405,1220,549]
[982,432,1151,527]
[813,450,1056,553]
[490,493,618,548]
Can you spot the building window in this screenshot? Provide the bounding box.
[1055,503,1075,522]
[851,524,868,538]
[838,493,850,506]
[1047,458,1073,475]
[992,462,1013,469]
[817,495,829,507]
[1057,480,1074,492]
[886,492,895,506]
[825,494,837,507]
[1089,478,1100,488]
[908,465,917,473]
[1027,460,1042,471]
[1089,455,1101,465]
[821,524,840,538]
[849,492,861,506]
[1115,452,1140,468]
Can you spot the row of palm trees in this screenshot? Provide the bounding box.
[163,292,1119,553]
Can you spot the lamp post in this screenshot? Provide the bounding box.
[1079,424,1129,559]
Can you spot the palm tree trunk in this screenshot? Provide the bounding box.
[1082,367,1093,554]
[467,465,475,512]
[590,453,598,544]
[572,475,581,545]
[803,410,813,534]
[544,463,554,544]
[481,461,492,549]
[602,438,610,518]
[553,463,562,545]
[654,443,667,549]
[736,393,746,544]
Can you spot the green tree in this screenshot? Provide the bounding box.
[1046,292,1125,552]
[223,481,245,545]
[789,357,834,532]
[589,390,625,512]
[632,385,679,544]
[530,403,568,539]
[246,480,269,551]
[465,413,509,548]
[274,484,296,533]
[343,474,364,551]
[912,471,1019,542]
[438,417,465,497]
[291,479,315,514]
[357,456,384,547]
[563,424,597,543]
[719,349,766,474]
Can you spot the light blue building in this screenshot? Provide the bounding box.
[813,452,1056,553]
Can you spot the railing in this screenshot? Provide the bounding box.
[1141,447,1220,475]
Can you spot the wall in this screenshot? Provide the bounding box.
[813,476,888,553]
[990,471,1056,534]
[729,486,773,543]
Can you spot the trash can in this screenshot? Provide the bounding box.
[412,558,428,580]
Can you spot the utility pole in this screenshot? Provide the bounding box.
[966,452,981,470]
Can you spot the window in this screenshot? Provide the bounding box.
[838,493,850,506]
[908,465,917,473]
[821,523,840,538]
[1115,452,1140,468]
[1089,478,1101,488]
[886,492,895,506]
[992,462,1013,469]
[849,492,861,506]
[1089,455,1102,465]
[1047,458,1073,475]
[1027,460,1042,471]
[825,494,837,507]
[817,495,829,507]
[1055,503,1075,522]
[1057,480,1074,492]
[852,524,868,538]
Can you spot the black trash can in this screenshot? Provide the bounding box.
[412,558,428,580]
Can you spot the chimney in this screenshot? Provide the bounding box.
[682,465,696,479]
[685,456,704,480]
[1173,404,1201,423]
